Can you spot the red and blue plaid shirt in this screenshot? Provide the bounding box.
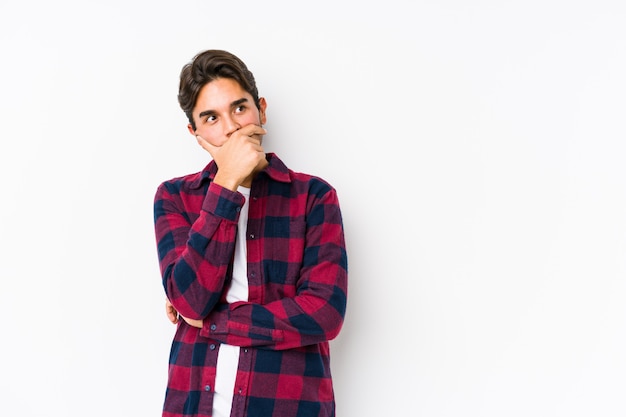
[153,153,348,417]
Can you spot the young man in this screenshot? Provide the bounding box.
[153,49,348,417]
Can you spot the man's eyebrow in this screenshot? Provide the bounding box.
[198,98,249,119]
[231,98,249,108]
[198,109,216,118]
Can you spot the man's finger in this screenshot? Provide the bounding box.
[237,124,267,138]
[196,135,214,148]
[196,135,221,159]
[165,299,179,324]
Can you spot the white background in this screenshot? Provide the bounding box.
[1,1,626,416]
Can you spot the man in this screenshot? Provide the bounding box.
[153,49,348,417]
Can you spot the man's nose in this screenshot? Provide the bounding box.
[224,116,241,136]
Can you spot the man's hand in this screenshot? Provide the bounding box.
[165,299,203,328]
[165,299,179,324]
[196,124,268,190]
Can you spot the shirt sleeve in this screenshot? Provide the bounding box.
[154,181,245,320]
[200,186,348,350]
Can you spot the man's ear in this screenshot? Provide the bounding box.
[187,123,195,136]
[258,97,267,125]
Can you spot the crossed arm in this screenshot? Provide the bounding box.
[156,173,347,350]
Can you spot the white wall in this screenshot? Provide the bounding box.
[2,1,626,416]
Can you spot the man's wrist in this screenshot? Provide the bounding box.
[213,172,242,191]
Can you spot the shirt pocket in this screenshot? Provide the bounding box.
[263,218,306,288]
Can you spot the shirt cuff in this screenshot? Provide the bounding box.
[202,182,245,222]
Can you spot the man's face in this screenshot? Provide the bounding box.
[188,77,267,146]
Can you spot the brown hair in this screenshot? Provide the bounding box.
[178,49,260,130]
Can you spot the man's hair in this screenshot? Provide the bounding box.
[178,49,260,130]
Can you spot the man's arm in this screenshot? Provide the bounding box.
[154,181,244,320]
[198,186,348,350]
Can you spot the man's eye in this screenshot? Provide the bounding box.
[206,115,216,122]
[235,105,245,113]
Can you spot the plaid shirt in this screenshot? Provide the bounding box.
[153,153,348,417]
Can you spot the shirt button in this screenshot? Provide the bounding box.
[249,234,255,239]
[205,385,211,392]
[209,344,216,350]
[210,324,217,331]
[236,207,241,212]
[250,272,256,278]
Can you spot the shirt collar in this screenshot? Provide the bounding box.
[188,152,290,189]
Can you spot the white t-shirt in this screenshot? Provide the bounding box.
[212,186,250,417]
